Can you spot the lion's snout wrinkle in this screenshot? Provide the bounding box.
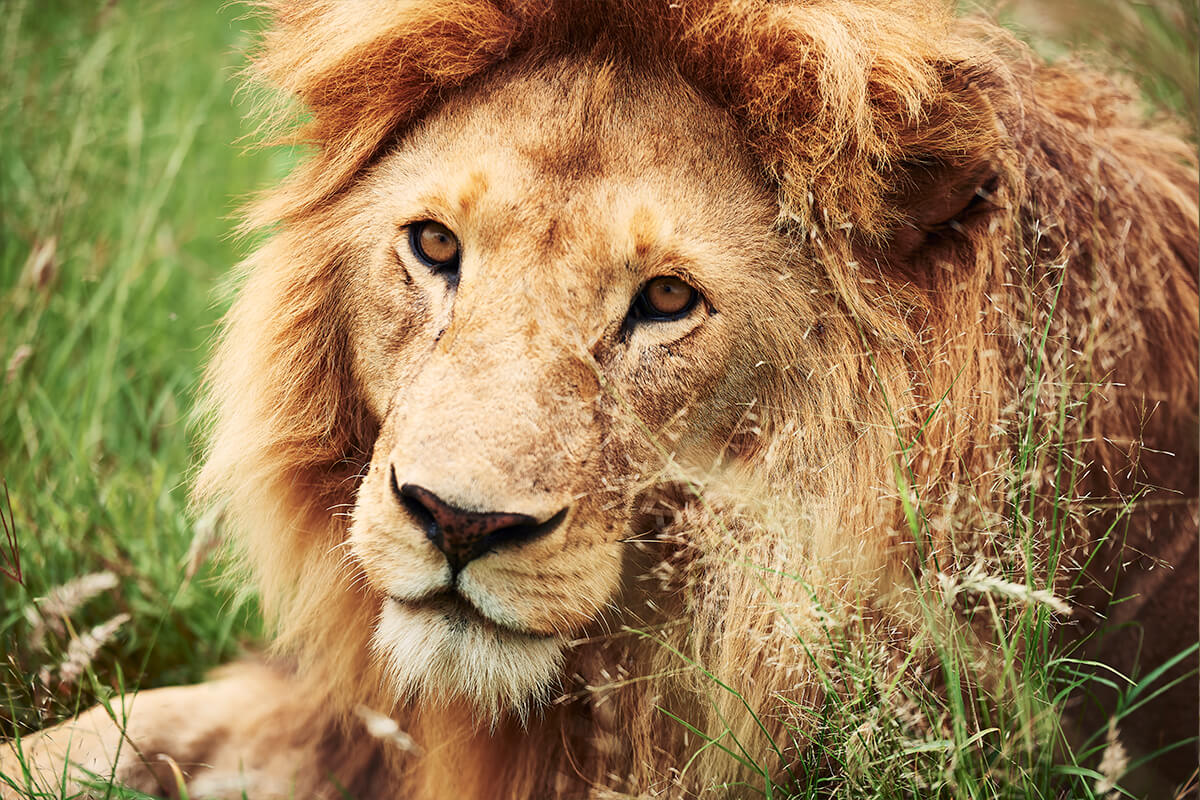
[394,478,567,572]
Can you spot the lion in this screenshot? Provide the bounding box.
[3,0,1197,798]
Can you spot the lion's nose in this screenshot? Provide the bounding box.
[393,475,567,573]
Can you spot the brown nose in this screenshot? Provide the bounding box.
[393,474,566,573]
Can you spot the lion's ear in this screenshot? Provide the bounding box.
[885,156,1001,265]
[880,57,1006,265]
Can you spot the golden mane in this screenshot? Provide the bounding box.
[194,0,1198,795]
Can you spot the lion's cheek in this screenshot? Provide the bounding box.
[346,265,432,424]
[604,315,747,440]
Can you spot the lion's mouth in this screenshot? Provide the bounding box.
[389,591,554,640]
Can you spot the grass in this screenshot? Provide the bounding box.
[0,2,1195,799]
[0,0,281,760]
[987,0,1199,129]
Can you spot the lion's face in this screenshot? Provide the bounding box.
[342,59,798,708]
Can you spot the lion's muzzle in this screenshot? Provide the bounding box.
[393,475,568,572]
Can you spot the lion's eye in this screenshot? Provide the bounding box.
[630,276,699,321]
[408,221,460,275]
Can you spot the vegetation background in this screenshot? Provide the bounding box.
[0,1,1195,797]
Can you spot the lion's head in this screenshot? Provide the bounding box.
[197,0,1197,793]
[340,58,806,710]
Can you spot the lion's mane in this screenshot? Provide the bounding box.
[197,0,1198,795]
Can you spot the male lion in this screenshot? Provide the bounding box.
[4,1,1197,798]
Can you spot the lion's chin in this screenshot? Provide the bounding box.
[373,597,566,718]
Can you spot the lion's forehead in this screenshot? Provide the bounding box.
[371,59,775,293]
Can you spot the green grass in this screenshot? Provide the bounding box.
[985,0,1199,130]
[0,0,282,751]
[0,2,1195,799]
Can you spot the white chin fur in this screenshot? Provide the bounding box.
[373,598,565,719]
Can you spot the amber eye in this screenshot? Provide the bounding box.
[630,276,700,322]
[409,221,460,274]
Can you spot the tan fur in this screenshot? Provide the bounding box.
[4,1,1196,798]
